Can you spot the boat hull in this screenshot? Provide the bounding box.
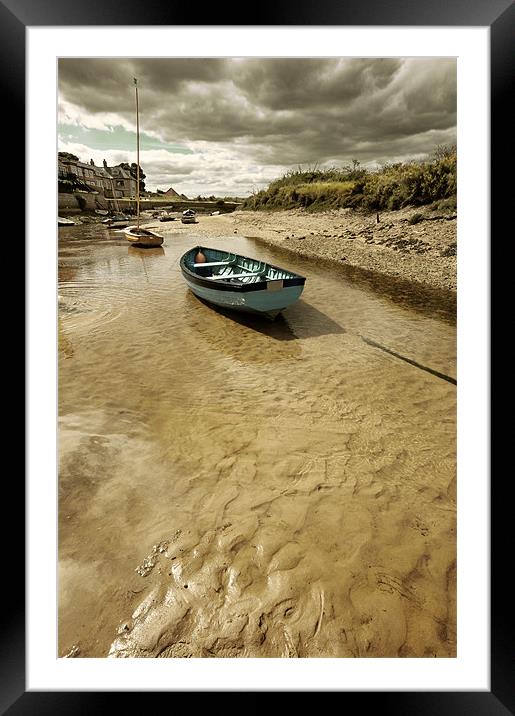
[180,246,305,317]
[183,275,303,317]
[124,226,164,247]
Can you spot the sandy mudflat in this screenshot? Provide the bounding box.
[173,206,456,293]
[59,224,456,660]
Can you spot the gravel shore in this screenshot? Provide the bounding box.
[182,206,457,293]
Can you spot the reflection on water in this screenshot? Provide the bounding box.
[128,246,166,258]
[186,294,301,364]
[58,224,456,659]
[191,295,345,342]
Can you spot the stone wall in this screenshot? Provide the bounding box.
[58,192,240,215]
[58,192,109,213]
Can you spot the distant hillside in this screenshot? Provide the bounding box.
[243,147,456,213]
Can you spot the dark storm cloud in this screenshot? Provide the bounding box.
[59,57,456,193]
[58,58,233,114]
[231,58,404,110]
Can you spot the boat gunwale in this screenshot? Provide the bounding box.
[125,225,164,238]
[180,247,306,294]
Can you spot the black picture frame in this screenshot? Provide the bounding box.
[12,0,505,712]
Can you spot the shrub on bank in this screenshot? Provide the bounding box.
[432,196,457,213]
[243,148,456,213]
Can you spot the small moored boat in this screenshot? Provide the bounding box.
[122,79,164,249]
[181,209,197,224]
[124,225,164,248]
[180,246,306,318]
[58,216,75,226]
[102,214,132,228]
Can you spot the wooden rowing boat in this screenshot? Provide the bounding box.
[124,225,164,247]
[180,246,306,318]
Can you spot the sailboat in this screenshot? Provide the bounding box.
[124,78,164,248]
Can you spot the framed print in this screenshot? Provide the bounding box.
[12,0,506,711]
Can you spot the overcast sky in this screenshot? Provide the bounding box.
[58,58,456,197]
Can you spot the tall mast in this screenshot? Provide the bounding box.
[134,77,140,229]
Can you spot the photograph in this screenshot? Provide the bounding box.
[14,4,502,706]
[57,56,458,659]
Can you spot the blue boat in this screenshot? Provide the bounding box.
[180,246,306,318]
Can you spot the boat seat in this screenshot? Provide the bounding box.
[239,273,264,283]
[208,271,262,281]
[193,260,234,268]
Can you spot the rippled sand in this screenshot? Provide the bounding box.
[58,224,456,658]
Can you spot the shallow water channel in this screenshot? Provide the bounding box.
[58,223,456,658]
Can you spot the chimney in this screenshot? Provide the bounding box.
[103,159,108,169]
[90,158,94,166]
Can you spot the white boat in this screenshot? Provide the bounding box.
[123,78,163,248]
[58,216,75,226]
[181,209,197,224]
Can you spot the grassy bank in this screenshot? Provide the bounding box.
[243,147,456,213]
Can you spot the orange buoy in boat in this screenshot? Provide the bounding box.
[195,248,206,263]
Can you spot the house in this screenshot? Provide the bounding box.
[59,157,104,191]
[58,155,137,198]
[107,164,137,198]
[163,186,181,198]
